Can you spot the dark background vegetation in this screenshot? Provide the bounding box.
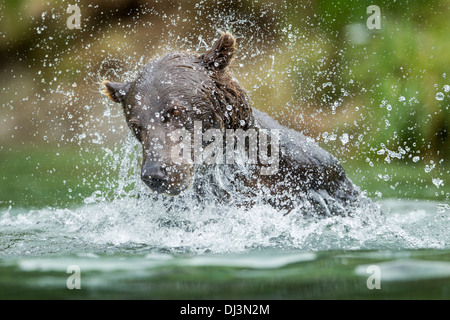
[1,0,449,208]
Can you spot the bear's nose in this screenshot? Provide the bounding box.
[141,162,168,193]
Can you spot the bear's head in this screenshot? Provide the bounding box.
[102,33,252,195]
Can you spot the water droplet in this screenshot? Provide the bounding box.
[435,92,444,101]
[432,178,444,189]
[226,105,233,111]
[340,133,349,145]
[239,120,245,126]
[398,96,406,102]
[412,156,420,163]
[444,85,450,93]
[425,163,435,173]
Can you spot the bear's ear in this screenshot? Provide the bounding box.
[200,32,236,71]
[101,80,129,103]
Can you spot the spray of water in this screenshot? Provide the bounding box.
[1,1,448,257]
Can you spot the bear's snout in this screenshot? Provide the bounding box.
[141,162,169,194]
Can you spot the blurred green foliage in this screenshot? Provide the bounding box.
[281,0,449,161]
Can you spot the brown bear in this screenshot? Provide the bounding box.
[102,32,363,216]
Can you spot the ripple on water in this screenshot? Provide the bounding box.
[355,259,450,282]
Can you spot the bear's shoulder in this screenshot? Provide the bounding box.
[252,108,339,169]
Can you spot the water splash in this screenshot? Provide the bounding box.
[2,197,449,257]
[2,1,448,259]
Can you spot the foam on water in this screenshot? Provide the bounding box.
[1,195,448,257]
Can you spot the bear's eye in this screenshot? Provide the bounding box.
[131,123,139,133]
[171,108,181,117]
[166,105,184,119]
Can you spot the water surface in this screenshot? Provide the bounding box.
[1,198,449,299]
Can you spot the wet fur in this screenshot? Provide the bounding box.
[102,32,361,215]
